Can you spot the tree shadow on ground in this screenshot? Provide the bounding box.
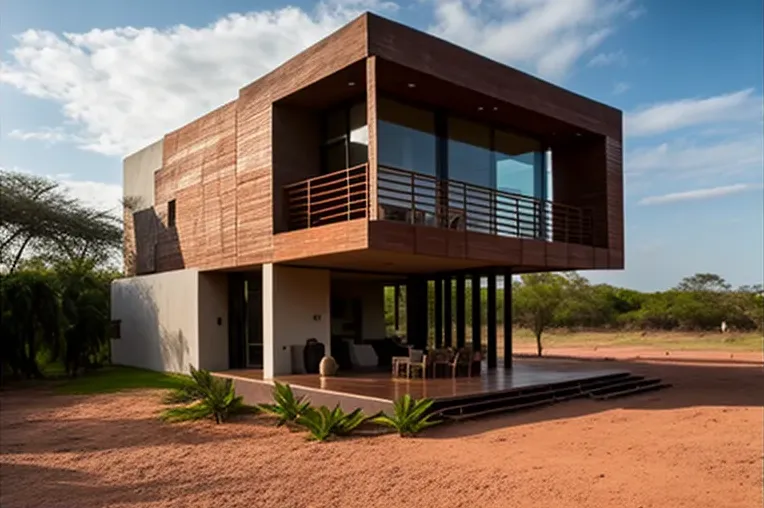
[0,462,248,508]
[424,358,764,439]
[0,390,271,455]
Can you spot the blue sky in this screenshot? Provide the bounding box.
[1,0,762,290]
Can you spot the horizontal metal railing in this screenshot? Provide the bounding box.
[284,164,594,246]
[377,166,594,245]
[284,164,368,230]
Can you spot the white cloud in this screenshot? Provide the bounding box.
[627,135,764,177]
[59,178,123,216]
[8,127,82,144]
[0,1,391,157]
[612,81,630,95]
[588,50,627,67]
[626,88,763,137]
[428,0,634,80]
[638,183,764,205]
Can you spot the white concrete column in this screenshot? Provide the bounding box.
[261,264,331,379]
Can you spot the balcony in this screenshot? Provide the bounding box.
[285,164,594,246]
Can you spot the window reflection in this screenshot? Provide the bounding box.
[321,101,368,174]
[375,96,549,239]
[378,98,438,225]
[378,98,436,176]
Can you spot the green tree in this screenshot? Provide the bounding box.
[513,273,568,356]
[0,169,121,271]
[675,273,731,292]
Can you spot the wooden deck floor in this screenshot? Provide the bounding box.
[224,359,625,403]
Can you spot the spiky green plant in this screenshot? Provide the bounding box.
[372,395,441,437]
[162,376,207,404]
[296,405,374,441]
[259,382,311,427]
[160,366,257,424]
[333,407,376,436]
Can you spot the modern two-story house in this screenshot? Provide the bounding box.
[111,13,624,380]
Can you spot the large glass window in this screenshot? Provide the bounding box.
[378,98,437,176]
[447,118,492,233]
[321,101,368,174]
[494,130,541,197]
[378,99,438,225]
[375,96,548,237]
[494,130,544,237]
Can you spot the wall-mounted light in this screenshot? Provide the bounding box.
[493,106,499,112]
[477,106,484,111]
[407,83,416,88]
[348,81,356,87]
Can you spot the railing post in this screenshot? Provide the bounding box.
[365,164,369,219]
[462,183,467,232]
[307,180,312,228]
[410,172,415,224]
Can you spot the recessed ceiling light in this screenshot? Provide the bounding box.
[407,83,416,88]
[348,81,356,87]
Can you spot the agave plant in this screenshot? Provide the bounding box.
[258,381,311,427]
[160,366,257,424]
[296,405,374,441]
[162,376,207,404]
[372,394,441,437]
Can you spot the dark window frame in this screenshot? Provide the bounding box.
[167,199,176,228]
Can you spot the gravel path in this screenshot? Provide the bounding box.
[2,356,762,508]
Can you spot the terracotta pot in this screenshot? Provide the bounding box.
[319,356,338,377]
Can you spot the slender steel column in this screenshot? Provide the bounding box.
[444,276,453,347]
[394,284,400,331]
[471,273,481,352]
[434,277,443,348]
[487,273,497,369]
[456,274,466,348]
[503,267,513,369]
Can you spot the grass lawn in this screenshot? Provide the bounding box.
[52,366,190,395]
[510,329,764,352]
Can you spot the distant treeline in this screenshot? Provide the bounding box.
[385,272,764,339]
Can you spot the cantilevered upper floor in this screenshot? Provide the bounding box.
[123,12,623,277]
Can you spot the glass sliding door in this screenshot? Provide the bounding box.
[493,130,545,238]
[447,117,492,233]
[377,98,438,224]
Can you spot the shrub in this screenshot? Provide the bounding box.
[296,405,376,441]
[161,366,257,424]
[259,381,310,426]
[372,394,441,437]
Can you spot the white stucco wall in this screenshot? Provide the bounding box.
[331,280,386,339]
[263,264,330,378]
[197,272,229,371]
[111,269,200,373]
[123,139,163,211]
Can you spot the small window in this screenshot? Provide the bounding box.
[168,199,176,227]
[111,320,121,339]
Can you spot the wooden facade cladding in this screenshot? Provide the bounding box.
[127,12,623,276]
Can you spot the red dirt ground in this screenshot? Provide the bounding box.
[1,353,762,508]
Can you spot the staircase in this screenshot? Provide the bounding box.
[433,373,671,421]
